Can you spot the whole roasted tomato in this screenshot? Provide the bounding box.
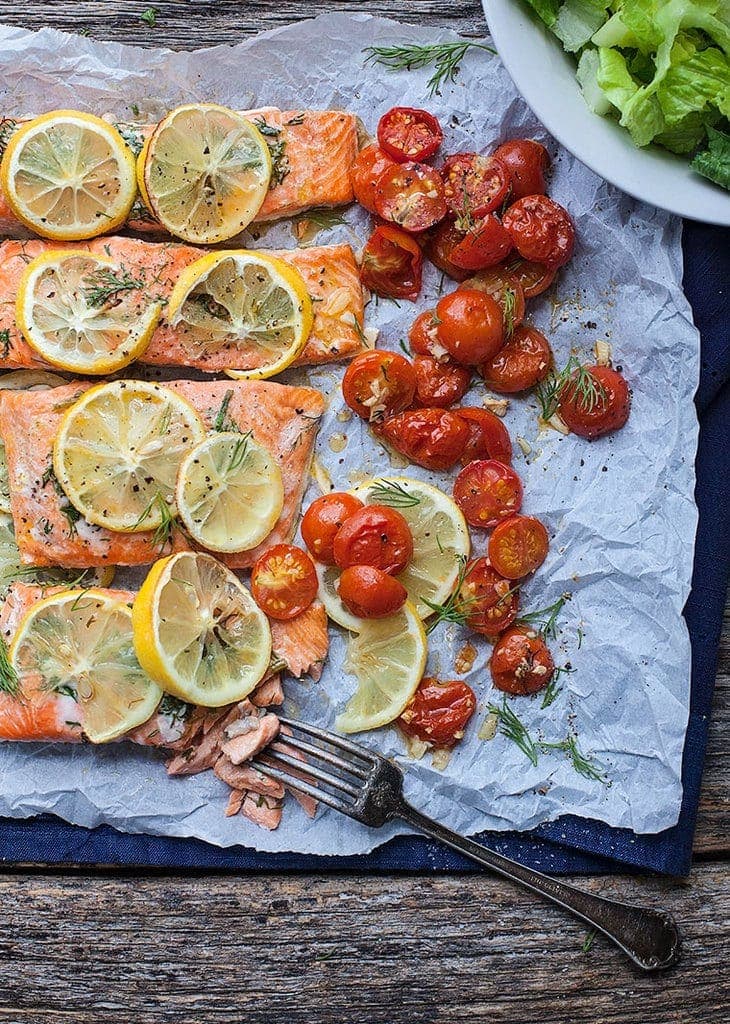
[360,224,423,300]
[342,350,416,423]
[398,677,477,748]
[479,325,553,394]
[337,565,407,619]
[557,364,631,440]
[435,289,504,366]
[378,408,469,471]
[493,139,550,199]
[351,144,397,213]
[490,625,555,695]
[332,504,413,575]
[502,195,575,269]
[413,355,471,408]
[454,406,512,465]
[301,492,364,565]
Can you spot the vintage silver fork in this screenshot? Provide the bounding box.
[253,716,681,972]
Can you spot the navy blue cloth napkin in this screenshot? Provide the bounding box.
[1,221,727,877]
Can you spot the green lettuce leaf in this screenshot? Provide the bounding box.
[553,0,612,52]
[656,111,715,152]
[658,46,730,122]
[522,0,561,27]
[577,47,615,113]
[691,125,730,187]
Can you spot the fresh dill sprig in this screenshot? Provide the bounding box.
[582,929,597,953]
[0,635,19,697]
[540,675,561,709]
[114,121,144,157]
[158,694,191,728]
[141,7,158,28]
[487,698,538,766]
[541,735,605,782]
[83,266,145,308]
[398,339,412,358]
[156,404,173,436]
[502,287,516,340]
[223,432,251,475]
[423,554,471,634]
[42,463,82,537]
[0,329,10,358]
[369,479,420,508]
[213,389,240,433]
[253,119,290,187]
[518,592,572,641]
[0,118,18,156]
[133,492,176,553]
[364,40,496,96]
[536,357,607,421]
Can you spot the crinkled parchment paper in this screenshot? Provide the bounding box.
[0,14,699,854]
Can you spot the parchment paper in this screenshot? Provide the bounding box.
[0,13,699,854]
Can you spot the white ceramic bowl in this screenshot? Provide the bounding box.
[483,0,730,225]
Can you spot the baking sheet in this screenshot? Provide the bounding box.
[0,13,699,854]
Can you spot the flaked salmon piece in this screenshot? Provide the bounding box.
[226,789,246,817]
[221,712,280,764]
[0,378,324,569]
[241,792,283,830]
[270,601,329,681]
[250,674,285,708]
[0,237,364,373]
[0,109,358,236]
[165,704,245,776]
[214,755,285,800]
[277,723,319,819]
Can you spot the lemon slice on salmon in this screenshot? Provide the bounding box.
[166,250,313,379]
[0,111,137,240]
[9,590,161,742]
[17,250,162,374]
[53,381,205,533]
[175,430,283,553]
[317,477,470,628]
[138,104,272,244]
[132,551,272,707]
[335,601,427,733]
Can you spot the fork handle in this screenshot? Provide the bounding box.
[395,800,681,972]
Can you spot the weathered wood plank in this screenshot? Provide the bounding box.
[0,865,726,1023]
[694,606,730,856]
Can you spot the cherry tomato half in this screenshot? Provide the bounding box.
[435,289,504,366]
[377,107,443,163]
[502,195,575,270]
[479,325,553,394]
[506,257,556,298]
[350,144,397,213]
[408,310,443,357]
[493,139,550,200]
[301,491,364,565]
[378,408,469,471]
[342,350,416,423]
[453,459,523,529]
[490,625,554,695]
[423,220,471,282]
[361,224,423,301]
[442,153,511,217]
[558,364,631,440]
[414,355,471,408]
[460,268,526,333]
[398,677,477,748]
[450,214,513,270]
[374,162,447,233]
[337,565,408,619]
[488,515,549,580]
[454,406,512,465]
[456,557,519,636]
[251,544,318,621]
[333,505,413,575]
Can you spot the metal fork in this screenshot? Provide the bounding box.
[253,716,681,972]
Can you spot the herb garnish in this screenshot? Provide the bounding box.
[518,592,572,641]
[224,433,251,475]
[487,697,539,766]
[133,492,176,553]
[536,357,607,422]
[0,118,18,156]
[0,329,10,359]
[83,266,146,308]
[114,122,144,156]
[253,118,290,187]
[0,636,19,697]
[369,479,420,509]
[213,389,240,433]
[41,464,82,537]
[364,41,497,96]
[502,287,516,340]
[542,735,605,782]
[141,7,158,28]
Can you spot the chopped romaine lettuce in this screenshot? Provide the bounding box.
[691,125,730,186]
[554,0,612,52]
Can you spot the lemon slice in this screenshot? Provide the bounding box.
[9,590,161,742]
[317,477,470,627]
[335,601,427,733]
[0,110,137,240]
[175,430,283,553]
[53,380,206,532]
[132,551,272,707]
[138,104,272,244]
[166,250,313,379]
[17,250,162,374]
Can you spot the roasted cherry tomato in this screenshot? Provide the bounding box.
[377,107,443,163]
[337,565,408,619]
[414,355,471,408]
[454,406,512,465]
[493,139,550,199]
[507,257,556,297]
[350,144,397,213]
[453,459,523,528]
[423,220,471,282]
[378,408,469,471]
[490,625,554,695]
[502,195,575,269]
[301,491,364,565]
[441,153,510,217]
[332,504,414,575]
[449,214,513,270]
[361,224,423,301]
[342,350,416,423]
[435,289,504,366]
[460,267,526,333]
[408,310,442,356]
[456,557,519,636]
[558,364,631,440]
[374,162,447,233]
[479,325,552,394]
[488,515,549,580]
[251,544,318,621]
[398,677,477,748]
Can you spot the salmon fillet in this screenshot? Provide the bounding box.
[0,109,358,236]
[270,601,329,681]
[0,236,365,372]
[0,378,324,569]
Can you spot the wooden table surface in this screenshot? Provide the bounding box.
[0,3,727,1021]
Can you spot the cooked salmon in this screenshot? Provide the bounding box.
[0,109,358,236]
[270,601,329,681]
[0,236,365,372]
[221,712,280,764]
[0,378,324,569]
